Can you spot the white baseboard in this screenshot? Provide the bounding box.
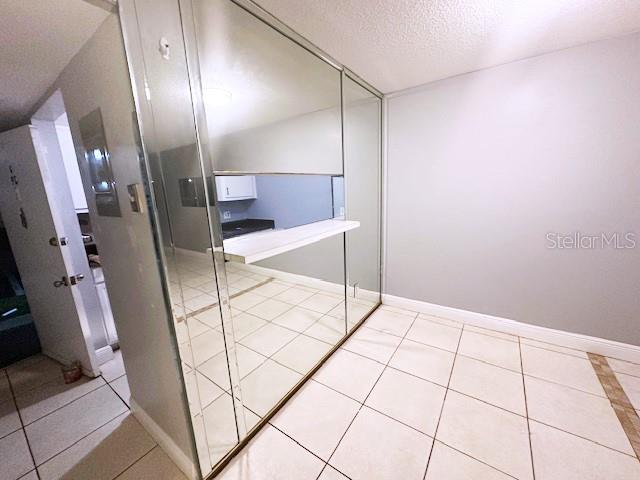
[175,248,381,303]
[95,345,114,366]
[234,262,345,295]
[382,294,640,364]
[174,247,209,259]
[130,399,198,480]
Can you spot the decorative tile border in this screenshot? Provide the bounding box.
[588,353,640,459]
[175,277,276,323]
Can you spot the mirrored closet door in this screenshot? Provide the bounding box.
[120,0,382,476]
[190,0,347,438]
[343,75,382,331]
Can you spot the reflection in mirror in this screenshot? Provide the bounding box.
[344,76,382,330]
[125,0,245,473]
[217,174,343,237]
[79,108,121,217]
[127,0,380,474]
[193,0,342,175]
[214,174,348,420]
[189,0,347,432]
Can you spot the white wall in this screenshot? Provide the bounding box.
[386,32,640,346]
[31,13,196,467]
[213,107,342,175]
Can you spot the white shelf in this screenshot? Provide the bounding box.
[223,218,360,264]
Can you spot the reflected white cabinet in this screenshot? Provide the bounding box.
[215,175,257,201]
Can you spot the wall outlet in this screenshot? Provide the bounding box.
[223,211,231,220]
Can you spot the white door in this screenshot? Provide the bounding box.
[0,125,99,375]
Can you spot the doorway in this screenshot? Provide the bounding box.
[0,89,120,376]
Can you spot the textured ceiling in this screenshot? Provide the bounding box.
[0,0,109,131]
[255,0,640,93]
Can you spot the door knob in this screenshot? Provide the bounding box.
[53,274,85,287]
[49,237,68,247]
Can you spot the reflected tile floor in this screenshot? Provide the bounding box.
[0,351,187,480]
[215,305,640,480]
[176,260,378,468]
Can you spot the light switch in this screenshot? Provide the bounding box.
[127,183,147,213]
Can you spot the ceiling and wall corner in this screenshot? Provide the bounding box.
[254,0,640,93]
[0,0,109,132]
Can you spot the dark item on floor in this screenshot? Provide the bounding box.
[62,361,83,384]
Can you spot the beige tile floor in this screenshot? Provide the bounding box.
[216,305,640,480]
[0,350,186,480]
[169,253,377,468]
[3,304,640,480]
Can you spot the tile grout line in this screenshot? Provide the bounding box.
[104,375,131,410]
[17,379,109,429]
[112,444,160,480]
[420,322,465,480]
[270,361,520,480]
[310,353,640,462]
[277,313,640,466]
[528,418,640,459]
[205,304,640,478]
[518,336,537,480]
[340,331,614,402]
[316,348,535,422]
[5,363,82,399]
[522,372,608,400]
[176,277,340,438]
[588,353,640,460]
[4,369,41,480]
[197,313,333,393]
[253,307,640,464]
[32,408,131,470]
[431,438,520,480]
[19,377,129,469]
[315,312,420,480]
[268,423,343,478]
[193,298,367,433]
[519,341,587,360]
[231,310,361,421]
[194,310,345,401]
[179,277,276,322]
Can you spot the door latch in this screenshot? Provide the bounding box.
[53,274,85,287]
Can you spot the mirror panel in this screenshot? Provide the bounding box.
[124,0,244,473]
[193,0,342,175]
[122,0,381,475]
[343,76,382,330]
[189,0,346,437]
